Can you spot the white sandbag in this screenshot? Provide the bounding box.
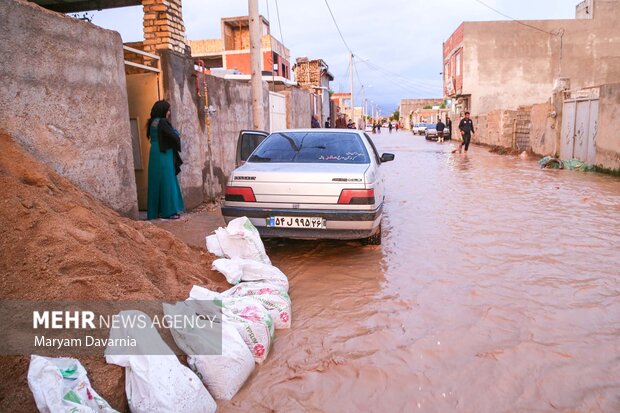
[214,217,271,265]
[205,234,224,257]
[164,302,254,400]
[211,258,289,292]
[222,282,292,329]
[104,310,216,413]
[28,355,118,413]
[189,286,274,363]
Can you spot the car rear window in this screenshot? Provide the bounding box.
[248,132,369,164]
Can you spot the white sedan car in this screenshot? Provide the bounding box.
[221,129,395,245]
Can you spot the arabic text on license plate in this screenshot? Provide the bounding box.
[268,216,325,229]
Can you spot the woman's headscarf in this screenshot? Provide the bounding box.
[147,100,171,139]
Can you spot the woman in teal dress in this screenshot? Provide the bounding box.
[146,100,184,220]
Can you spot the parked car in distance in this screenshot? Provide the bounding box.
[424,124,451,141]
[222,129,395,245]
[365,123,373,132]
[412,122,430,135]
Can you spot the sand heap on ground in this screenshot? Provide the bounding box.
[0,131,227,411]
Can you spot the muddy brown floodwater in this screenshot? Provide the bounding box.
[200,132,620,413]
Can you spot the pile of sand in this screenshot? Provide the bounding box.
[0,132,227,411]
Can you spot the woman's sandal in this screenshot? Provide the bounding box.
[165,214,181,220]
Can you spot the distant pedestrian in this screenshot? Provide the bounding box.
[311,114,320,128]
[436,119,446,143]
[388,122,393,133]
[325,117,331,128]
[395,122,400,132]
[372,123,376,133]
[455,111,475,153]
[335,115,347,129]
[445,116,452,140]
[376,123,381,134]
[347,120,355,129]
[146,100,184,220]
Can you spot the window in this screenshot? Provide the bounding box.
[363,133,381,164]
[456,51,461,76]
[248,132,369,164]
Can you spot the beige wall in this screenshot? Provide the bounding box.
[529,102,557,156]
[462,0,620,114]
[595,83,620,170]
[0,0,138,217]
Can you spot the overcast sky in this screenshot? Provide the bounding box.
[90,0,576,113]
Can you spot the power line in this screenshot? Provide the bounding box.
[274,0,285,46]
[323,0,352,53]
[358,59,439,94]
[472,0,557,35]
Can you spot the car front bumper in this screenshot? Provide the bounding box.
[221,204,383,240]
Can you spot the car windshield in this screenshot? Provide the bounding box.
[248,131,369,164]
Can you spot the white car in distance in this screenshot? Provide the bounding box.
[221,129,395,245]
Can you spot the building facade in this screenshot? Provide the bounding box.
[190,15,291,80]
[293,57,334,124]
[442,0,620,116]
[399,99,445,129]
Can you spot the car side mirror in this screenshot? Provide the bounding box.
[380,153,395,163]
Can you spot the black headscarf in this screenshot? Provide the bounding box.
[146,100,171,139]
[146,100,183,175]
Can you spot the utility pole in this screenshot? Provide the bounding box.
[360,84,365,128]
[349,52,354,123]
[249,0,264,131]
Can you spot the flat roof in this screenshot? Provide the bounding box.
[29,0,141,13]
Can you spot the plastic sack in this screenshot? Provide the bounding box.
[205,234,224,257]
[212,217,271,265]
[222,282,292,329]
[104,310,216,413]
[189,285,274,363]
[211,258,289,291]
[163,301,254,400]
[28,355,118,413]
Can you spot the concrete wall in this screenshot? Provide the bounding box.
[595,83,620,171]
[462,0,620,114]
[207,75,270,196]
[282,87,313,129]
[0,0,138,217]
[160,50,207,209]
[471,103,557,156]
[529,102,556,156]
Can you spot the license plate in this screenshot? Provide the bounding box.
[267,216,325,229]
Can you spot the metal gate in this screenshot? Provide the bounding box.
[560,89,599,163]
[515,106,532,151]
[269,92,286,132]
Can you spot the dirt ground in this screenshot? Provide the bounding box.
[0,131,228,412]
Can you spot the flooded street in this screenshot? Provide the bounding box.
[216,131,620,412]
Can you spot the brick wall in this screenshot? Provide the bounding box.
[142,0,188,55]
[471,110,517,148]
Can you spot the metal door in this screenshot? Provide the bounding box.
[573,101,591,162]
[560,101,576,159]
[561,89,599,163]
[269,92,287,132]
[586,100,598,164]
